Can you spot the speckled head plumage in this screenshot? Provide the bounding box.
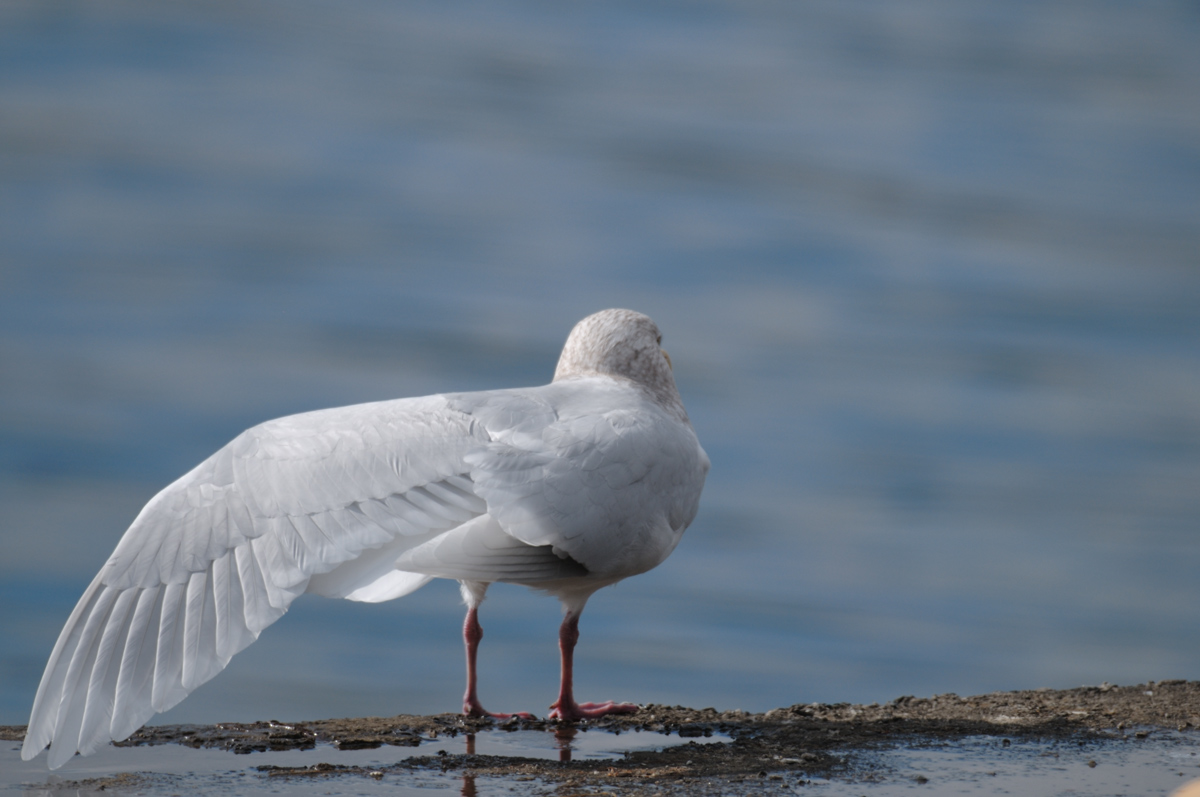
[553,309,685,418]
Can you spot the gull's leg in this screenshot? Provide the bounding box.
[460,581,534,720]
[461,604,487,716]
[548,608,639,721]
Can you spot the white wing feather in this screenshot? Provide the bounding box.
[395,514,589,583]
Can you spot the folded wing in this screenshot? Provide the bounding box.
[453,379,709,579]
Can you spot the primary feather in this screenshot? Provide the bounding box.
[23,308,708,767]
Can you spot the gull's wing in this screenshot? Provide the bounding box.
[23,394,489,768]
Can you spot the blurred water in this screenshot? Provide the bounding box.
[1,0,1198,728]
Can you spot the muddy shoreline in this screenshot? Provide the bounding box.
[6,680,1199,794]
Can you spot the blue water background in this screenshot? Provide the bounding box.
[1,1,1198,725]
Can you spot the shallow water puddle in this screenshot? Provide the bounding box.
[808,733,1200,796]
[7,731,1199,796]
[3,727,722,795]
[450,724,725,761]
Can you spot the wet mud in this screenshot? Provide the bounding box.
[5,680,1199,795]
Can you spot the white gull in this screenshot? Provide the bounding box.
[22,308,709,768]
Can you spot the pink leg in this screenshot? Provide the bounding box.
[462,607,534,720]
[547,611,639,721]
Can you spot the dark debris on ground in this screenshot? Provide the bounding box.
[4,680,1199,794]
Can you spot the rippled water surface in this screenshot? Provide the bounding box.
[2,0,1199,732]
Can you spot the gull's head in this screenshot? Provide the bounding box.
[554,309,683,411]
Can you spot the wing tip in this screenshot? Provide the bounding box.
[46,741,77,770]
[20,740,44,762]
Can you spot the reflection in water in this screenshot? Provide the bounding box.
[554,726,577,763]
[459,727,573,793]
[462,733,476,797]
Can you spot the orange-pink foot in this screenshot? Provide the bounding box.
[464,699,535,720]
[548,700,639,721]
